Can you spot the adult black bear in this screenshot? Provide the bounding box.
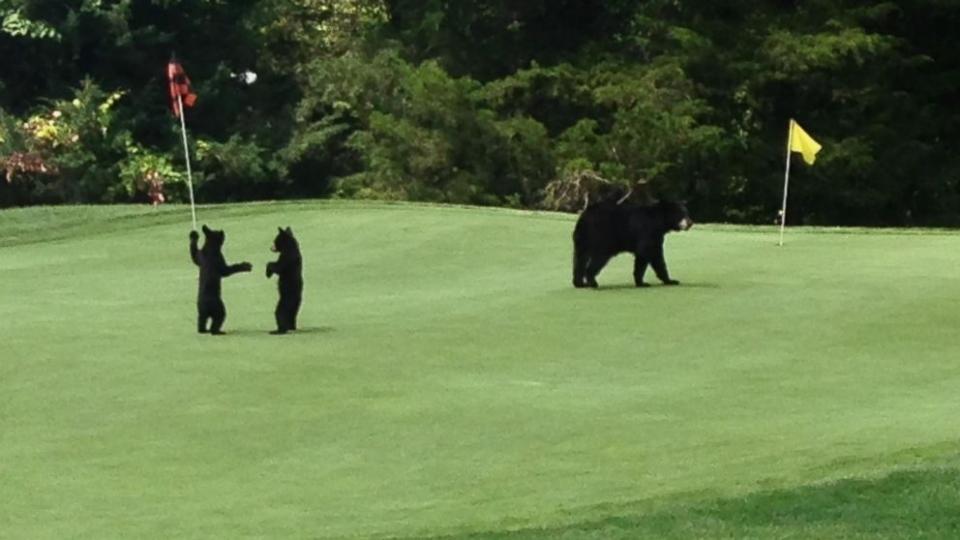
[266,227,303,335]
[572,200,692,288]
[189,225,253,334]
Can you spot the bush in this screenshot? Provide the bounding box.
[195,135,280,202]
[330,54,555,206]
[1,80,128,205]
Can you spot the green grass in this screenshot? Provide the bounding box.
[2,201,959,539]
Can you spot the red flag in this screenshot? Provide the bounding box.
[167,58,197,118]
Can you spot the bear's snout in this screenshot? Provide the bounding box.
[270,244,278,252]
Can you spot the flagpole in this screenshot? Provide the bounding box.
[176,93,198,231]
[779,119,794,247]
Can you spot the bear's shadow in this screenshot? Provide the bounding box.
[218,326,335,337]
[293,326,335,334]
[597,282,720,291]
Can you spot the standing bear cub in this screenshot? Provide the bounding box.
[573,200,692,288]
[190,225,253,334]
[266,227,303,335]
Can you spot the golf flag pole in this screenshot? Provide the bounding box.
[779,119,822,246]
[176,92,197,231]
[167,55,199,230]
[779,119,794,247]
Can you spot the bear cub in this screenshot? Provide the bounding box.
[189,225,253,334]
[266,227,303,335]
[573,200,692,288]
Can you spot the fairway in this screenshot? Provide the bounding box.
[2,201,960,539]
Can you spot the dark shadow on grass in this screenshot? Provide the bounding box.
[203,326,334,337]
[594,281,720,291]
[292,326,335,335]
[414,463,960,539]
[669,282,720,289]
[198,328,261,337]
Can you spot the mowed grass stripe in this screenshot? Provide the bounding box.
[1,202,958,538]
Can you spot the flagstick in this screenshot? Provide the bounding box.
[177,93,198,231]
[778,119,794,247]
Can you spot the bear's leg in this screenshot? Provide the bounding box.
[633,255,651,287]
[272,301,289,335]
[289,296,301,330]
[584,254,610,288]
[197,301,210,333]
[209,300,227,335]
[572,248,590,288]
[649,243,679,285]
[272,295,302,334]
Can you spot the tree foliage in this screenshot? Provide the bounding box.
[2,0,960,225]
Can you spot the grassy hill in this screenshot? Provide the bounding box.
[2,201,959,539]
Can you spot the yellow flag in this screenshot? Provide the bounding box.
[789,119,822,165]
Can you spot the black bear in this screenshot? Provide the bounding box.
[266,227,303,335]
[189,225,253,334]
[572,200,692,288]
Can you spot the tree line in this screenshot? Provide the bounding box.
[1,0,958,226]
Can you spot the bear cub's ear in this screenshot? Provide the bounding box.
[285,226,293,234]
[202,224,211,234]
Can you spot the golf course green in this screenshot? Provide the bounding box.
[2,201,959,538]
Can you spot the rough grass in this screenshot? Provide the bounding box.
[1,201,959,539]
